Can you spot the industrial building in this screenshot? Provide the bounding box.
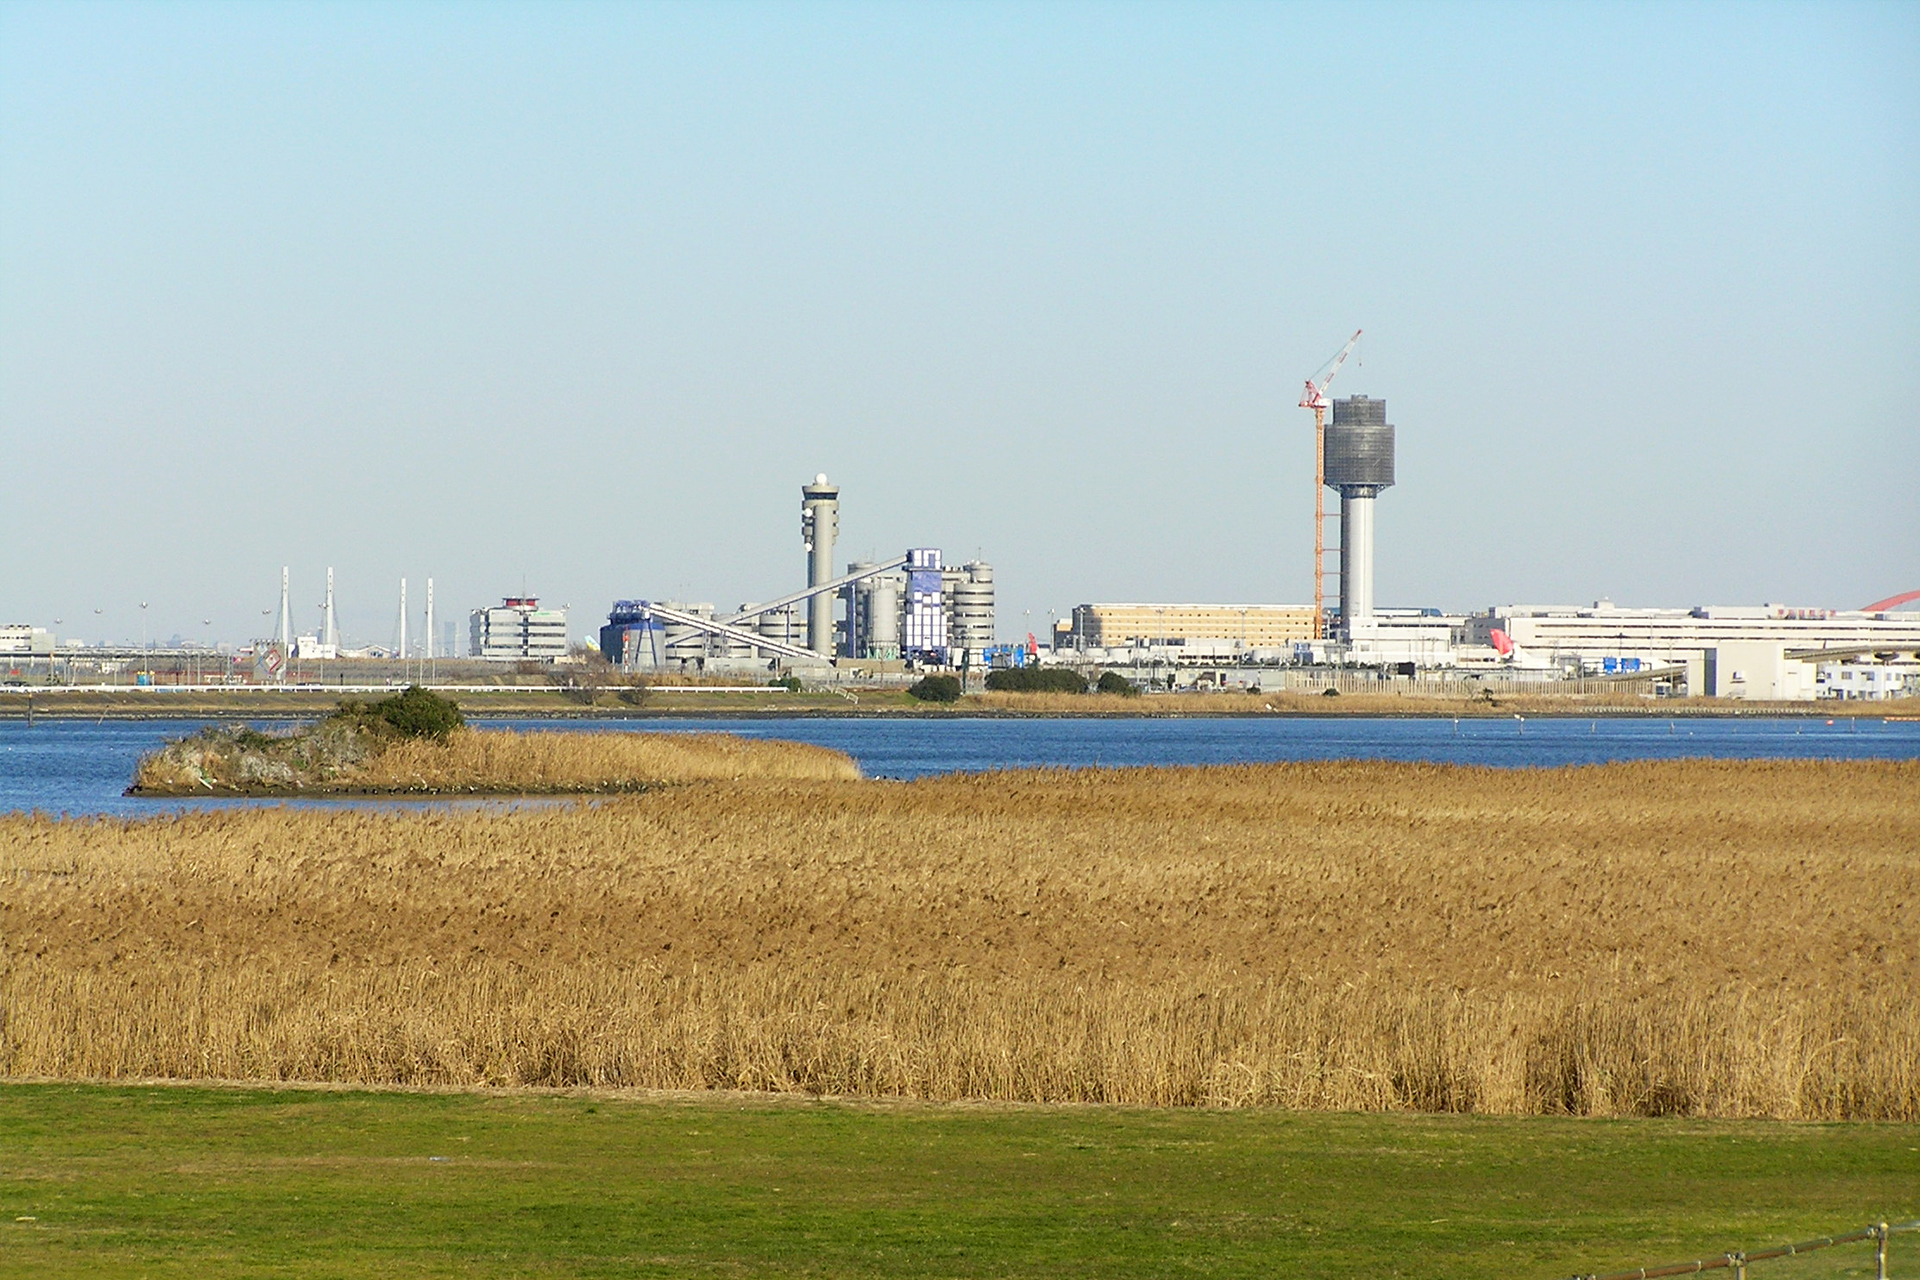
[944,561,997,658]
[1060,603,1463,668]
[579,364,1916,701]
[470,597,568,662]
[843,562,904,660]
[901,547,946,662]
[601,476,995,673]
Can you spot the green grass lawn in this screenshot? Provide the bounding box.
[0,1084,1913,1279]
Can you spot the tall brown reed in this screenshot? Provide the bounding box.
[4,960,1912,1118]
[352,729,860,790]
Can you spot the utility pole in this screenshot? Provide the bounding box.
[323,567,337,649]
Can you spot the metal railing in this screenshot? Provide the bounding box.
[1568,1219,1920,1280]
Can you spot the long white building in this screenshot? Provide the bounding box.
[1460,601,1920,698]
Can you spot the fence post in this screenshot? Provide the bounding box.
[1878,1222,1890,1280]
[1730,1251,1747,1280]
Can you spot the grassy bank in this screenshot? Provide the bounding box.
[1,1083,1914,1280]
[5,759,1915,1116]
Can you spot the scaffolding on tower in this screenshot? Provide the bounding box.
[1298,329,1361,640]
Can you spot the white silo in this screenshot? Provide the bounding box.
[843,561,875,658]
[759,605,799,651]
[867,574,901,658]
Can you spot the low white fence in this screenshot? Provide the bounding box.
[1567,1219,1919,1280]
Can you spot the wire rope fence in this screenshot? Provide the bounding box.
[1567,1220,1920,1280]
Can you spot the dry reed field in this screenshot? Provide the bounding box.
[350,729,860,790]
[4,758,1915,1118]
[132,727,861,794]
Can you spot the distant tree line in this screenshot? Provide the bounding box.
[981,667,1140,697]
[984,667,1087,694]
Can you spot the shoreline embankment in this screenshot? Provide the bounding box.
[1,688,1905,721]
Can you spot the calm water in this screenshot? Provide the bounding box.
[1,714,1914,818]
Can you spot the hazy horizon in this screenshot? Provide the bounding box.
[4,1,1915,647]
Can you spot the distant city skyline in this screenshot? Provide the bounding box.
[3,1,1915,645]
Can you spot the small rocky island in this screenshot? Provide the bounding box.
[129,687,859,796]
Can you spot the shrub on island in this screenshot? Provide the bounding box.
[332,685,466,741]
[907,674,962,703]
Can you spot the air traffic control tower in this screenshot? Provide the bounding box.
[800,474,840,655]
[1325,395,1394,639]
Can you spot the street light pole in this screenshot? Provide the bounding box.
[139,602,150,684]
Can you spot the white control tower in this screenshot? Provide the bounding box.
[800,474,840,655]
[1325,396,1395,639]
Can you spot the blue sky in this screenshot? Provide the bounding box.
[2,1,1914,646]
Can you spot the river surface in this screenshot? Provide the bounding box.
[1,714,1913,818]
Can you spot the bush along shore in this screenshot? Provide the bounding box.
[127,687,860,796]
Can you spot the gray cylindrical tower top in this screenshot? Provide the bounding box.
[1325,395,1394,492]
[801,473,840,564]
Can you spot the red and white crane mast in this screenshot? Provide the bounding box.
[1299,329,1361,639]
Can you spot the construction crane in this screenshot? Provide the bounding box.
[1299,329,1362,639]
